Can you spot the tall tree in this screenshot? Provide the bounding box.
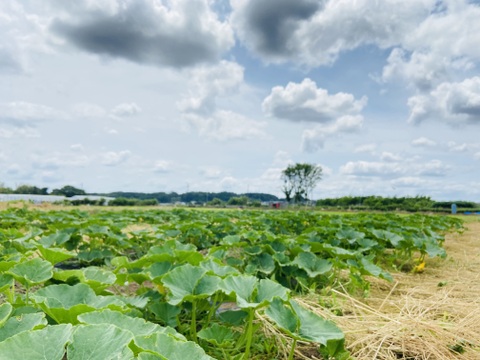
[281,163,323,203]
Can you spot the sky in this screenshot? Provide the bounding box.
[1,0,480,201]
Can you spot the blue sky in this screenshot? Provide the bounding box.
[1,0,480,201]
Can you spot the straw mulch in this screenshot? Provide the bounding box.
[291,219,480,360]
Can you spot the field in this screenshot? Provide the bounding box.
[0,203,478,359]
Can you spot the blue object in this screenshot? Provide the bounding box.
[451,204,457,214]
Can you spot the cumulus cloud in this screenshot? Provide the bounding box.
[178,61,244,115]
[232,0,433,67]
[179,61,266,140]
[381,2,480,92]
[49,0,234,68]
[263,78,367,123]
[101,150,131,166]
[380,152,402,162]
[0,0,48,74]
[408,76,480,125]
[302,115,363,152]
[412,137,437,147]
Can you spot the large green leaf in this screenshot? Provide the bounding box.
[37,245,76,265]
[31,283,125,324]
[67,324,134,360]
[0,324,73,360]
[0,312,47,342]
[291,300,344,345]
[292,252,332,278]
[7,258,53,286]
[197,323,238,347]
[0,303,13,326]
[78,309,182,339]
[219,275,289,309]
[53,267,116,293]
[161,264,220,305]
[264,298,298,335]
[134,333,214,360]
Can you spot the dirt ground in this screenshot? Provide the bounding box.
[304,217,480,360]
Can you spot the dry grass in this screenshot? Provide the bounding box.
[287,219,480,360]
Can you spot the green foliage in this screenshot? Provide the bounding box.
[0,207,463,359]
[282,163,322,202]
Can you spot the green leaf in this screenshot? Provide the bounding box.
[256,279,290,304]
[0,274,14,294]
[78,309,182,339]
[0,324,73,360]
[149,302,181,328]
[197,323,238,347]
[265,298,298,335]
[0,312,47,342]
[67,324,134,360]
[291,300,344,345]
[31,283,125,324]
[53,267,116,293]
[0,303,13,327]
[7,258,53,286]
[134,333,214,360]
[293,252,332,277]
[37,246,75,265]
[219,275,257,308]
[360,258,393,282]
[200,258,239,277]
[161,264,219,305]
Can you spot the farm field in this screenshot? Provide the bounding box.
[0,204,478,359]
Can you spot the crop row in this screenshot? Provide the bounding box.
[0,208,462,359]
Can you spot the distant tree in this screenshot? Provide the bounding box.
[227,196,249,206]
[0,182,13,194]
[207,198,224,206]
[281,163,323,203]
[51,185,86,197]
[14,184,48,195]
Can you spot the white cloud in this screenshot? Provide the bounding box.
[354,143,377,154]
[412,137,436,147]
[263,78,367,123]
[49,0,234,68]
[408,76,480,125]
[340,158,449,178]
[153,160,171,173]
[101,150,131,166]
[199,166,224,179]
[0,102,67,127]
[231,0,434,67]
[110,103,141,118]
[0,0,49,74]
[178,61,244,115]
[302,115,364,152]
[380,152,402,162]
[183,110,266,141]
[475,152,480,160]
[73,103,107,118]
[179,61,265,140]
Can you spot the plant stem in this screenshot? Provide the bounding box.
[288,338,297,360]
[243,309,255,360]
[190,300,197,341]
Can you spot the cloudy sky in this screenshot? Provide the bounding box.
[1,0,480,201]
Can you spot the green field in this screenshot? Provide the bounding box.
[0,206,464,359]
